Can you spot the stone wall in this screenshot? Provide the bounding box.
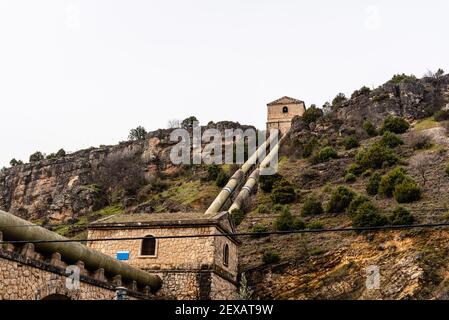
[267,102,306,135]
[210,273,238,300]
[213,232,238,281]
[88,225,239,300]
[88,226,217,270]
[147,270,237,300]
[0,249,144,300]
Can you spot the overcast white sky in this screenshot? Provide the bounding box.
[1,0,448,167]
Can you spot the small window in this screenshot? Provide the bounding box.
[140,235,156,256]
[223,244,229,267]
[282,106,289,113]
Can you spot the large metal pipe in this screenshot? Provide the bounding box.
[228,169,260,213]
[0,209,162,291]
[228,132,290,212]
[205,130,279,215]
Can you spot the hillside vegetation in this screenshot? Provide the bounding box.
[235,71,449,299]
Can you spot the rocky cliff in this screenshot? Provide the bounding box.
[0,121,254,224]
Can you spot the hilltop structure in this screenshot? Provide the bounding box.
[266,96,306,135]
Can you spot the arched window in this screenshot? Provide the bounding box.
[140,235,156,256]
[223,244,229,267]
[282,106,289,113]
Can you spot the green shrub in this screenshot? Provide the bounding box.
[307,220,324,230]
[215,171,229,188]
[56,149,66,157]
[272,204,287,212]
[207,164,222,181]
[381,131,403,148]
[346,163,364,176]
[351,202,388,229]
[302,105,324,125]
[344,173,357,183]
[256,204,269,214]
[46,149,66,160]
[29,151,45,163]
[271,180,296,204]
[46,153,57,160]
[390,73,416,84]
[302,138,318,158]
[355,142,398,170]
[251,224,269,238]
[363,120,378,137]
[389,206,415,225]
[262,250,280,264]
[348,195,370,217]
[359,86,371,95]
[128,126,148,140]
[393,178,421,203]
[326,186,356,213]
[362,169,373,178]
[332,93,347,106]
[379,116,410,134]
[434,110,449,122]
[275,208,305,231]
[9,158,23,167]
[181,116,199,130]
[230,209,246,226]
[378,167,407,197]
[301,195,324,216]
[259,174,282,193]
[366,172,381,196]
[311,147,338,164]
[343,136,360,150]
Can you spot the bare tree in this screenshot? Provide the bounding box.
[410,153,433,187]
[92,154,146,199]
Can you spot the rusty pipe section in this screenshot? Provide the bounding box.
[205,131,279,215]
[0,209,162,291]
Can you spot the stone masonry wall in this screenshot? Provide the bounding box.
[214,232,238,280]
[267,102,305,135]
[147,271,237,300]
[87,226,216,270]
[0,255,117,300]
[210,273,238,300]
[88,225,239,300]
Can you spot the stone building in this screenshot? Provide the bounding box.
[87,211,239,300]
[267,96,306,135]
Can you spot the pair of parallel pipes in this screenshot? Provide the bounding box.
[205,130,287,215]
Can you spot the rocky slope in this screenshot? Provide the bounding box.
[237,73,449,300]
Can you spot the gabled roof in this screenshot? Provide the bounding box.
[267,96,304,106]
